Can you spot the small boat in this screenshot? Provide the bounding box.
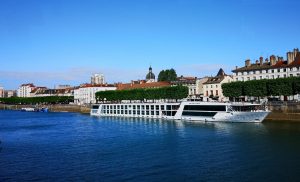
[21,107,48,112]
[21,107,35,112]
[38,107,49,112]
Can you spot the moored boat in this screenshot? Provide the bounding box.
[90,101,270,122]
[21,107,48,112]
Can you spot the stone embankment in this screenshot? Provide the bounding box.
[0,104,91,114]
[265,102,300,122]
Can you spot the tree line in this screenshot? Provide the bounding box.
[96,86,188,102]
[222,77,300,99]
[157,68,177,82]
[0,96,74,105]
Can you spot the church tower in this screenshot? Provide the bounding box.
[146,66,155,83]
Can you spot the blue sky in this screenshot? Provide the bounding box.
[1,0,300,89]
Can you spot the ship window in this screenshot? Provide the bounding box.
[156,111,159,115]
[151,105,154,110]
[167,105,171,110]
[161,105,164,110]
[172,105,179,110]
[146,111,149,115]
[117,110,120,114]
[142,111,145,115]
[146,105,149,110]
[133,105,136,109]
[151,111,154,115]
[133,110,136,115]
[182,111,217,117]
[121,105,124,109]
[183,105,226,111]
[156,105,159,110]
[137,110,140,115]
[137,105,140,109]
[92,105,99,109]
[121,110,124,114]
[125,105,128,109]
[125,110,128,114]
[142,105,145,109]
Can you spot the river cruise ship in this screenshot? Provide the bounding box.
[90,101,270,122]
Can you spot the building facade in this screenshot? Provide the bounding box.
[74,84,116,105]
[17,83,36,97]
[31,87,74,97]
[203,69,233,101]
[233,48,300,81]
[4,90,16,98]
[171,76,197,96]
[91,74,105,85]
[196,77,209,96]
[0,86,4,98]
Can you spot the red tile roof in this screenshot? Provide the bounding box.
[117,81,171,90]
[79,83,116,88]
[21,83,35,87]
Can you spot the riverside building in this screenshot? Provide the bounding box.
[202,69,233,101]
[4,90,16,98]
[232,48,300,81]
[17,83,36,97]
[232,48,300,101]
[171,76,197,96]
[74,84,116,105]
[91,74,105,85]
[0,86,4,98]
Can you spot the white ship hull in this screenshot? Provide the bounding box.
[91,101,270,123]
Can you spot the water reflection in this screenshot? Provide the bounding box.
[92,116,272,138]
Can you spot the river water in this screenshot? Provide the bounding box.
[1,110,300,181]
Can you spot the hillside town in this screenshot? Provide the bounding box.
[1,48,300,105]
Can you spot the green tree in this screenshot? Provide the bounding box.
[244,80,267,97]
[222,81,244,98]
[158,68,177,81]
[95,86,188,102]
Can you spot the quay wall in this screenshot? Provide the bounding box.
[265,102,300,122]
[0,104,91,114]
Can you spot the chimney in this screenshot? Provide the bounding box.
[293,48,299,61]
[287,52,293,64]
[270,55,276,66]
[235,66,238,70]
[255,60,259,65]
[245,59,251,67]
[260,57,263,66]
